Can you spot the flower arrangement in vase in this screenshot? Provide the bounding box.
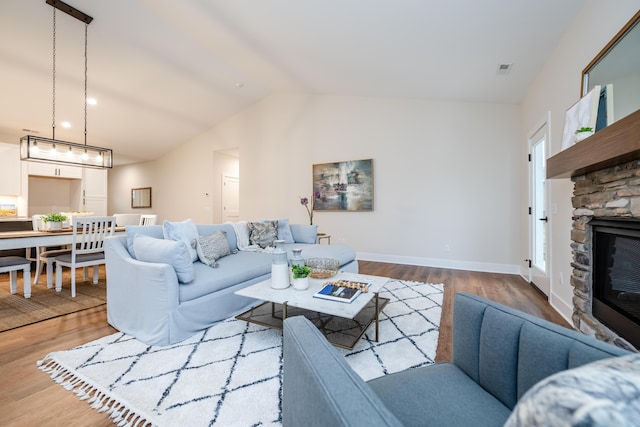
[291,264,311,290]
[299,192,321,225]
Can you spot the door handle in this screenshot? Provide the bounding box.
[538,217,548,222]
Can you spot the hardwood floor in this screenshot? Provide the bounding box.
[0,262,570,426]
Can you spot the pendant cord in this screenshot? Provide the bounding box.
[52,6,56,140]
[84,22,88,146]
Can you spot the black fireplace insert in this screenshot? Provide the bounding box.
[592,219,640,348]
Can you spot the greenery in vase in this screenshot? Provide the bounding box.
[291,264,311,279]
[575,127,593,134]
[42,212,67,223]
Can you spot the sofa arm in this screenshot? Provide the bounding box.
[283,316,402,427]
[104,236,180,345]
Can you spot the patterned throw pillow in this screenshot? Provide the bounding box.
[196,231,231,268]
[505,353,640,427]
[247,220,278,249]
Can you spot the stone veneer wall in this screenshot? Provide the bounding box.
[571,159,640,351]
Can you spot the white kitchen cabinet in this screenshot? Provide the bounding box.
[28,161,83,179]
[81,168,107,214]
[82,197,108,216]
[0,143,20,195]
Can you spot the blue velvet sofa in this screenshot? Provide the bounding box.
[282,292,631,426]
[104,223,357,346]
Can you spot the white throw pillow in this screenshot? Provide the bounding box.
[133,234,194,283]
[162,219,199,262]
[196,231,231,267]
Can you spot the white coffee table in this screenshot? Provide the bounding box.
[235,272,390,349]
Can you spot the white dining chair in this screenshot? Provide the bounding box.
[0,256,31,298]
[28,214,71,287]
[139,214,158,226]
[55,216,115,297]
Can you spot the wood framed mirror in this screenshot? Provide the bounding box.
[131,187,152,208]
[581,10,640,130]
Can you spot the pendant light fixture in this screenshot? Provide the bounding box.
[20,0,112,169]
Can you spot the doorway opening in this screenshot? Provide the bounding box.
[528,117,550,296]
[212,149,239,223]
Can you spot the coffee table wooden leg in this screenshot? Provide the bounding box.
[375,292,379,342]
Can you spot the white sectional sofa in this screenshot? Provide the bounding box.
[104,222,357,346]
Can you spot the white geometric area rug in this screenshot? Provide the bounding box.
[38,280,443,427]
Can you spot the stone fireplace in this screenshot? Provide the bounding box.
[547,108,640,352]
[570,160,640,351]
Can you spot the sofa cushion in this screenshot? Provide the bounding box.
[290,224,318,243]
[196,231,231,267]
[368,362,511,427]
[125,225,164,258]
[247,220,278,248]
[163,219,199,262]
[133,234,194,283]
[178,251,272,302]
[505,353,640,427]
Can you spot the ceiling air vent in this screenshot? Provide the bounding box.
[497,63,513,75]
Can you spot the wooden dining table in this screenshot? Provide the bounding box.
[0,227,126,251]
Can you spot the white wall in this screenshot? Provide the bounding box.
[520,1,640,322]
[108,160,157,216]
[111,93,523,273]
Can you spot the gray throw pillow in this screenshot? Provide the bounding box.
[196,231,231,267]
[247,220,278,248]
[505,353,640,427]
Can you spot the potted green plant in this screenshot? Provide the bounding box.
[42,212,67,231]
[291,264,311,290]
[575,127,594,142]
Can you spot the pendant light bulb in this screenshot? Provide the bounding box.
[82,149,88,160]
[66,146,73,157]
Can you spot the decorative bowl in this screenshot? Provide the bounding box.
[305,258,339,279]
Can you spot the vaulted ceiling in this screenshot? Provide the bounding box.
[0,0,585,165]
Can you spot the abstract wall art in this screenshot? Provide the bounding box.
[312,159,373,212]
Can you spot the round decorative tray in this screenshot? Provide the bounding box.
[305,258,339,279]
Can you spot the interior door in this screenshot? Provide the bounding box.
[222,175,239,222]
[529,122,550,296]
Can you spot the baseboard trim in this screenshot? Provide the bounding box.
[356,252,520,275]
[550,292,574,326]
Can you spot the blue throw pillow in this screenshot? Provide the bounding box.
[125,225,164,258]
[290,224,318,244]
[133,234,194,283]
[277,218,295,244]
[162,219,199,262]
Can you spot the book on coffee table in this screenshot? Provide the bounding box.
[313,282,365,303]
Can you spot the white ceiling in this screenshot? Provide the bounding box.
[0,0,585,166]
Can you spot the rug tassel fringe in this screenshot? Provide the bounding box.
[38,354,154,426]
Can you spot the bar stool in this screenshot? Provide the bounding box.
[0,256,32,298]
